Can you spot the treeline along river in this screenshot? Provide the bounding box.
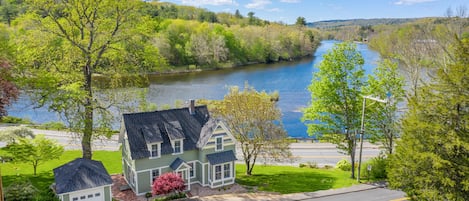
[8,40,380,138]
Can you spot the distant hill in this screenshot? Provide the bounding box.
[308,18,418,29]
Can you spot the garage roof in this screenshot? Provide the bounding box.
[53,158,112,194]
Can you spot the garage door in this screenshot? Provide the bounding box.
[69,188,104,201]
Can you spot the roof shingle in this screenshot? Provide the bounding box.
[206,150,237,165]
[122,106,212,160]
[53,158,112,194]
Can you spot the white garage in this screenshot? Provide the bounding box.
[68,187,105,201]
[53,158,113,201]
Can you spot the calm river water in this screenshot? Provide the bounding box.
[7,40,380,138]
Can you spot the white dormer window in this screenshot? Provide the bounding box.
[148,143,161,159]
[173,139,183,154]
[215,136,223,151]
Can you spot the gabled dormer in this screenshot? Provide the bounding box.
[141,125,163,159]
[197,120,235,152]
[165,121,185,155]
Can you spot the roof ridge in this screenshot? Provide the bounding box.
[123,105,208,116]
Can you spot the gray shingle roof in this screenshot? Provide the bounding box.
[206,150,237,165]
[123,106,213,160]
[53,158,112,194]
[170,158,186,170]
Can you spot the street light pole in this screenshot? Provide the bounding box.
[357,97,366,182]
[357,95,388,182]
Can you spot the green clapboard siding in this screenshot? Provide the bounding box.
[135,150,198,171]
[137,171,151,194]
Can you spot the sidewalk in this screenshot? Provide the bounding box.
[189,183,386,201]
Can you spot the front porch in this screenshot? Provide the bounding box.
[111,174,247,200]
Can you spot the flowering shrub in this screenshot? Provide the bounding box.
[152,172,186,195]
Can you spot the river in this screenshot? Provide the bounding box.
[7,40,380,138]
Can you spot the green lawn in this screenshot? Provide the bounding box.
[235,164,358,194]
[2,150,357,195]
[1,150,122,190]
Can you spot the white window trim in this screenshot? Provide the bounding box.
[148,143,161,159]
[172,139,183,155]
[150,168,161,185]
[213,162,233,182]
[188,161,196,179]
[215,136,223,151]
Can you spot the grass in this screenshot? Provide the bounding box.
[2,150,357,195]
[1,150,122,190]
[235,164,358,194]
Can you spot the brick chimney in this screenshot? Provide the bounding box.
[188,99,195,115]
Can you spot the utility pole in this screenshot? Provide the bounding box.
[0,168,4,201]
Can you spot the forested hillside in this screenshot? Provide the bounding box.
[0,1,320,73]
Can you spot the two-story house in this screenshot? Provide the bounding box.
[120,100,237,195]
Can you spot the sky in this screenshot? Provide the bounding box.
[159,0,468,24]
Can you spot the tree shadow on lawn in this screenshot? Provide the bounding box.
[3,172,55,190]
[236,171,339,194]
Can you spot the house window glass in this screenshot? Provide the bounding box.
[150,144,159,158]
[80,196,86,200]
[73,198,78,201]
[88,194,93,198]
[223,163,231,178]
[215,137,223,151]
[151,169,160,183]
[95,193,100,197]
[174,140,182,154]
[189,162,195,178]
[215,165,222,180]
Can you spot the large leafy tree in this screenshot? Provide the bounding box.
[214,83,290,175]
[388,37,469,200]
[0,24,18,119]
[14,0,157,159]
[302,42,365,178]
[6,134,64,175]
[363,59,405,155]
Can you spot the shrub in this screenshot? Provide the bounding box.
[299,161,318,169]
[152,172,186,196]
[0,116,33,124]
[323,165,334,169]
[360,154,388,180]
[40,121,67,130]
[5,180,38,201]
[34,185,60,201]
[336,159,352,171]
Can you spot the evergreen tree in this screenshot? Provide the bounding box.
[388,37,469,200]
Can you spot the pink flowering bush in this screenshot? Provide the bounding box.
[152,172,186,195]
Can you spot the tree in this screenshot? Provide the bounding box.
[363,59,405,155]
[0,24,18,119]
[388,37,469,200]
[295,16,306,26]
[152,172,186,196]
[302,42,365,178]
[6,134,64,175]
[214,83,291,175]
[234,9,242,19]
[0,126,34,143]
[14,0,153,159]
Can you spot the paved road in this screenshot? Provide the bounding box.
[305,188,407,201]
[1,125,383,166]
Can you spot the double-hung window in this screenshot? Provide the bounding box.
[150,144,159,158]
[173,140,182,154]
[223,163,231,178]
[215,165,222,180]
[189,162,195,178]
[215,137,223,151]
[151,169,160,183]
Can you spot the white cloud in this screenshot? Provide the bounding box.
[280,0,300,3]
[394,0,436,5]
[245,0,272,9]
[181,0,238,6]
